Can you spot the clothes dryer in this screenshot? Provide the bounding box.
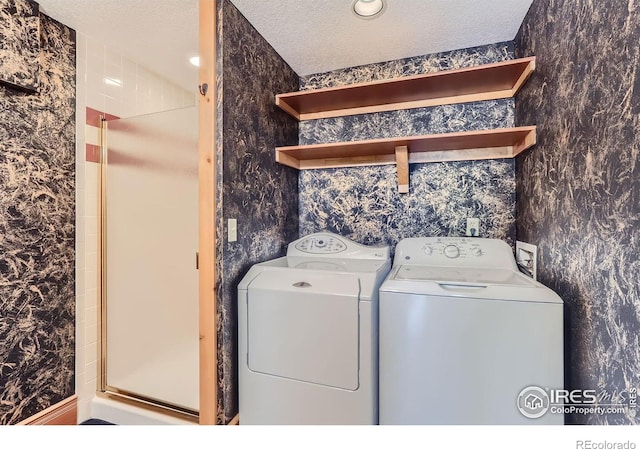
[238,232,390,424]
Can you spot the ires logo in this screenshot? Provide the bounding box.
[549,389,597,404]
[517,386,552,418]
[516,386,621,419]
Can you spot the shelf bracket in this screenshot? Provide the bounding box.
[395,145,409,194]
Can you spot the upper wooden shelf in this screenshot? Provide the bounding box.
[276,57,535,121]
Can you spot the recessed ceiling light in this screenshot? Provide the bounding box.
[352,0,385,19]
[189,56,200,67]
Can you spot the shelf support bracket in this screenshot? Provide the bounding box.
[395,145,409,194]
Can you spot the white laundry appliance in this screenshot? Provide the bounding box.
[238,232,391,424]
[379,237,564,425]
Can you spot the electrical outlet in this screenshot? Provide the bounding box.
[228,218,237,242]
[466,218,480,237]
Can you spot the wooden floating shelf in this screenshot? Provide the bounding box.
[276,57,536,121]
[276,127,537,169]
[275,56,538,193]
[276,127,536,192]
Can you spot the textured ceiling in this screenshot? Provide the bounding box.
[34,0,533,91]
[230,0,534,75]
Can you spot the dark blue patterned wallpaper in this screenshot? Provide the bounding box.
[216,0,299,423]
[300,161,515,249]
[299,43,518,249]
[0,14,75,424]
[515,0,639,425]
[300,43,515,90]
[299,99,514,145]
[0,0,40,91]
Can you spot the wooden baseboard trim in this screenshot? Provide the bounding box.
[17,395,78,425]
[228,414,239,425]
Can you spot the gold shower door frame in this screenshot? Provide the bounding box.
[95,0,219,424]
[97,110,200,422]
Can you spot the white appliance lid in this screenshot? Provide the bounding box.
[286,256,389,273]
[394,266,535,287]
[382,266,562,304]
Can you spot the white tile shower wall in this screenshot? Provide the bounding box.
[75,32,197,422]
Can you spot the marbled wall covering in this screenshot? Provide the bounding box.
[216,0,299,423]
[300,43,515,90]
[0,13,75,425]
[299,100,514,145]
[300,161,515,249]
[299,43,517,249]
[214,0,225,423]
[0,0,40,91]
[515,0,639,425]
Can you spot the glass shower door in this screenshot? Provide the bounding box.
[103,106,199,413]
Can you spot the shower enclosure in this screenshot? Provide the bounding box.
[99,106,199,419]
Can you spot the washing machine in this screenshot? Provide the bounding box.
[238,232,391,424]
[379,237,564,425]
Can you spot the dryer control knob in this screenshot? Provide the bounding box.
[443,244,460,258]
[471,247,483,256]
[423,245,433,255]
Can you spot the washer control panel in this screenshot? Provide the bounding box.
[294,235,347,254]
[288,232,389,260]
[396,237,516,269]
[421,240,483,260]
